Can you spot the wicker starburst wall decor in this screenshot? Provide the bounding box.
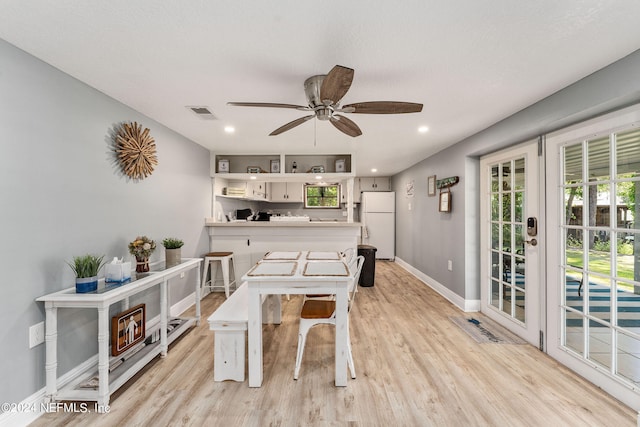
[115,122,158,180]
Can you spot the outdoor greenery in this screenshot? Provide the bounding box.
[67,254,106,278]
[305,184,340,208]
[162,237,184,249]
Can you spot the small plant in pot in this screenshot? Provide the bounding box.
[68,254,106,293]
[162,238,184,267]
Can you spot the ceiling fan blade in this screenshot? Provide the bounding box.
[320,65,354,105]
[228,102,310,111]
[330,115,362,137]
[341,101,423,114]
[269,115,315,136]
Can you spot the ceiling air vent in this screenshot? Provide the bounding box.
[187,106,217,120]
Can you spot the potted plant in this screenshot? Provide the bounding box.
[129,236,156,273]
[68,254,106,293]
[162,237,184,267]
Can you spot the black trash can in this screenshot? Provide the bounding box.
[357,245,377,287]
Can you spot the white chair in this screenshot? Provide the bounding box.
[294,255,364,380]
[341,247,356,266]
[202,251,237,298]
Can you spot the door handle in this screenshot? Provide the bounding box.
[526,238,537,246]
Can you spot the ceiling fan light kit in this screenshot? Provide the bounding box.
[228,65,423,138]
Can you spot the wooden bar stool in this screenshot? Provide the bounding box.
[202,252,237,298]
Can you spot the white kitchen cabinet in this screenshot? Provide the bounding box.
[358,177,390,192]
[269,182,303,202]
[353,177,390,203]
[247,181,267,200]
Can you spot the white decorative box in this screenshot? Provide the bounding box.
[105,259,132,283]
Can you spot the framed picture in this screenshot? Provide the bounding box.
[218,159,229,173]
[111,304,145,356]
[335,159,346,173]
[428,175,437,197]
[270,159,280,173]
[439,191,452,212]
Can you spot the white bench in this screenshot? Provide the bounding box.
[207,282,281,382]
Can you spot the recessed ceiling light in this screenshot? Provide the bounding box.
[418,126,429,133]
[371,168,378,173]
[224,126,235,134]
[315,175,323,180]
[249,176,257,180]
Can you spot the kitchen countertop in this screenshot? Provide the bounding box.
[205,218,361,227]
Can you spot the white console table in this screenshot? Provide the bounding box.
[36,258,202,409]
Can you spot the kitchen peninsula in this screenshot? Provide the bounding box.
[205,219,361,278]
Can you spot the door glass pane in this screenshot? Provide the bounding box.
[617,332,640,384]
[565,309,584,355]
[503,224,512,252]
[587,277,611,323]
[491,224,500,250]
[588,323,611,371]
[588,136,610,181]
[502,161,511,191]
[616,279,640,333]
[617,232,638,281]
[565,186,583,226]
[514,191,524,223]
[564,267,583,310]
[514,158,525,190]
[616,128,640,178]
[502,193,512,222]
[515,289,525,322]
[564,143,583,184]
[514,256,525,287]
[515,225,525,254]
[491,193,499,221]
[565,229,583,269]
[491,251,500,280]
[502,285,512,316]
[617,182,638,230]
[491,279,500,309]
[586,183,611,229]
[588,235,612,276]
[491,165,499,191]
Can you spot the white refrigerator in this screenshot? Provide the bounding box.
[360,192,395,259]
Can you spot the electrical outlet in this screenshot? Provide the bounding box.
[342,210,348,217]
[180,272,185,279]
[408,203,412,211]
[29,321,45,348]
[447,260,453,271]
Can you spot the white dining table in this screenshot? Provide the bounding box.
[242,251,352,387]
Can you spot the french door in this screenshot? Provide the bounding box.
[480,141,541,346]
[545,105,640,410]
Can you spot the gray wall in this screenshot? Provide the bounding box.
[0,39,211,404]
[392,48,640,303]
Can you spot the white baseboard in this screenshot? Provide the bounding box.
[1,292,201,427]
[394,257,480,312]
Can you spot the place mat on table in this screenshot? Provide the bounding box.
[263,251,301,260]
[303,261,349,276]
[247,261,297,276]
[306,251,341,260]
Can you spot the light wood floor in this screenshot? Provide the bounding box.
[31,261,636,426]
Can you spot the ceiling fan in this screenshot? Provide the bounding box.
[227,65,423,137]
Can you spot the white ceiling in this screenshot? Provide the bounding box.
[2,1,640,176]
